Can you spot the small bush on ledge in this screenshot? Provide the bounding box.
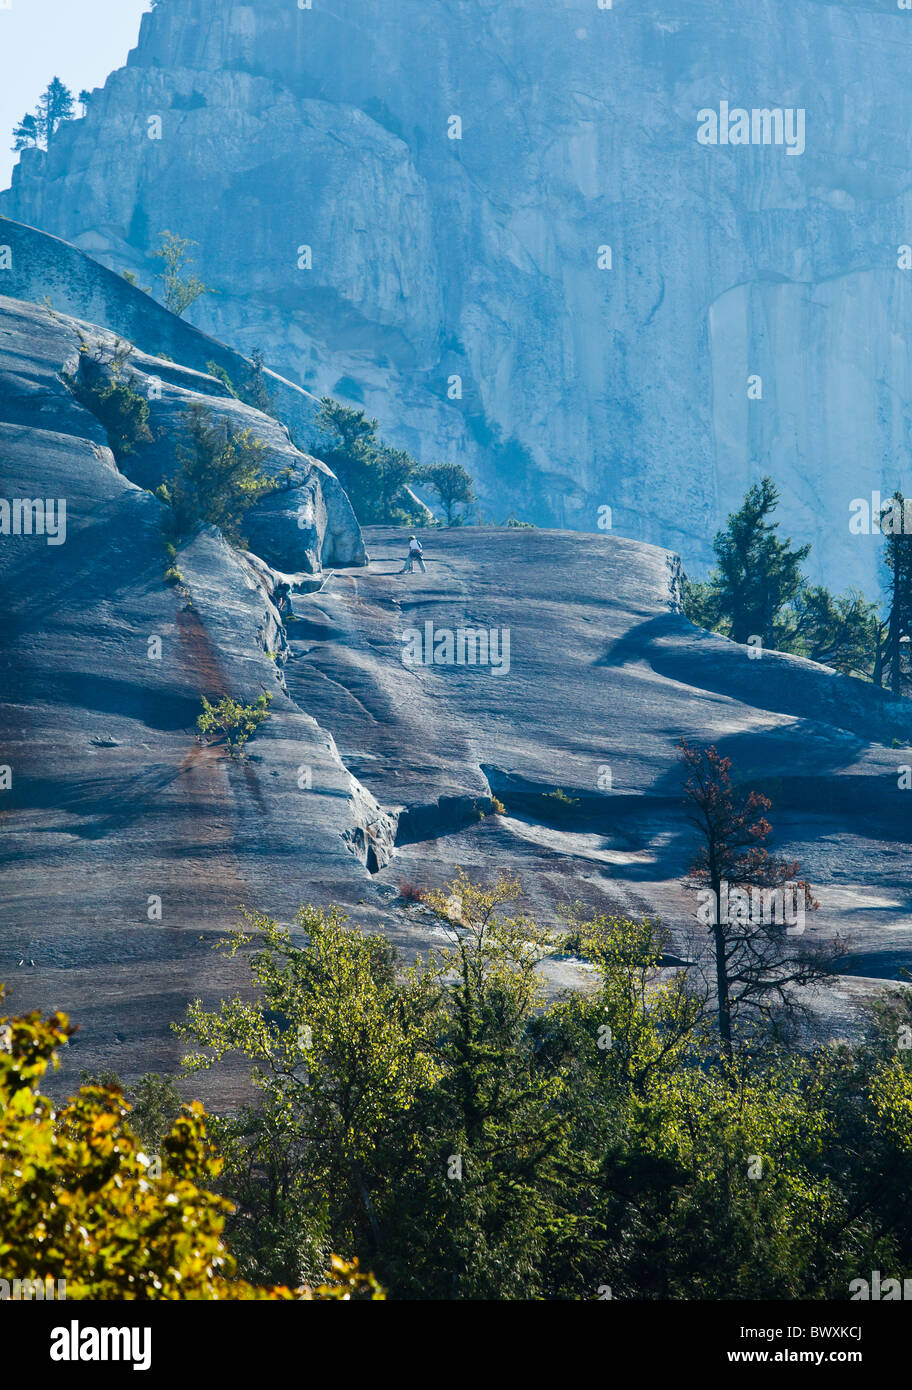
[197,692,272,754]
[63,337,154,460]
[541,787,580,819]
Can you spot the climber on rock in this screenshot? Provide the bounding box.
[401,535,426,574]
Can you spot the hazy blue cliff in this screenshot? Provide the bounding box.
[3,0,912,589]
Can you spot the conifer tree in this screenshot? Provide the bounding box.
[880,491,912,695]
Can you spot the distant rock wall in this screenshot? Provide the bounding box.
[3,0,911,591]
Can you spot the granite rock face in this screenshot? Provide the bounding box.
[3,298,912,1101]
[0,290,365,572]
[291,525,912,1025]
[0,216,324,452]
[0,295,383,1098]
[3,0,912,591]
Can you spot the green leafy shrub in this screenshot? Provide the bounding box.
[153,230,216,317]
[541,787,579,819]
[197,692,272,753]
[63,339,153,459]
[156,403,281,545]
[121,269,152,294]
[207,350,275,416]
[0,988,382,1299]
[207,361,240,398]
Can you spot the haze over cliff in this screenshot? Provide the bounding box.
[3,0,910,592]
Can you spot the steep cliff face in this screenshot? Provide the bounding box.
[2,0,911,584]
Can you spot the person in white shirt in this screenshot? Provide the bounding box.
[402,535,426,573]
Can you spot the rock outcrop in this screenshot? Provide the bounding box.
[0,289,365,572]
[0,216,324,452]
[3,0,912,592]
[0,295,381,1098]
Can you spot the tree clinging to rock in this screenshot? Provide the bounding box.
[12,77,75,152]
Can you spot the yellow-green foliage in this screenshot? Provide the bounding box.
[541,787,579,819]
[0,989,380,1301]
[64,339,153,459]
[178,884,566,1297]
[153,231,215,318]
[181,906,442,1173]
[868,1056,912,1153]
[423,867,553,1015]
[176,879,912,1301]
[0,990,382,1299]
[197,692,272,751]
[12,877,912,1302]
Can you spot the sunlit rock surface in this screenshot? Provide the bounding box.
[0,295,379,1099]
[292,525,912,1027]
[2,292,910,1102]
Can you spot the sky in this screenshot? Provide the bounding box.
[0,0,152,189]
